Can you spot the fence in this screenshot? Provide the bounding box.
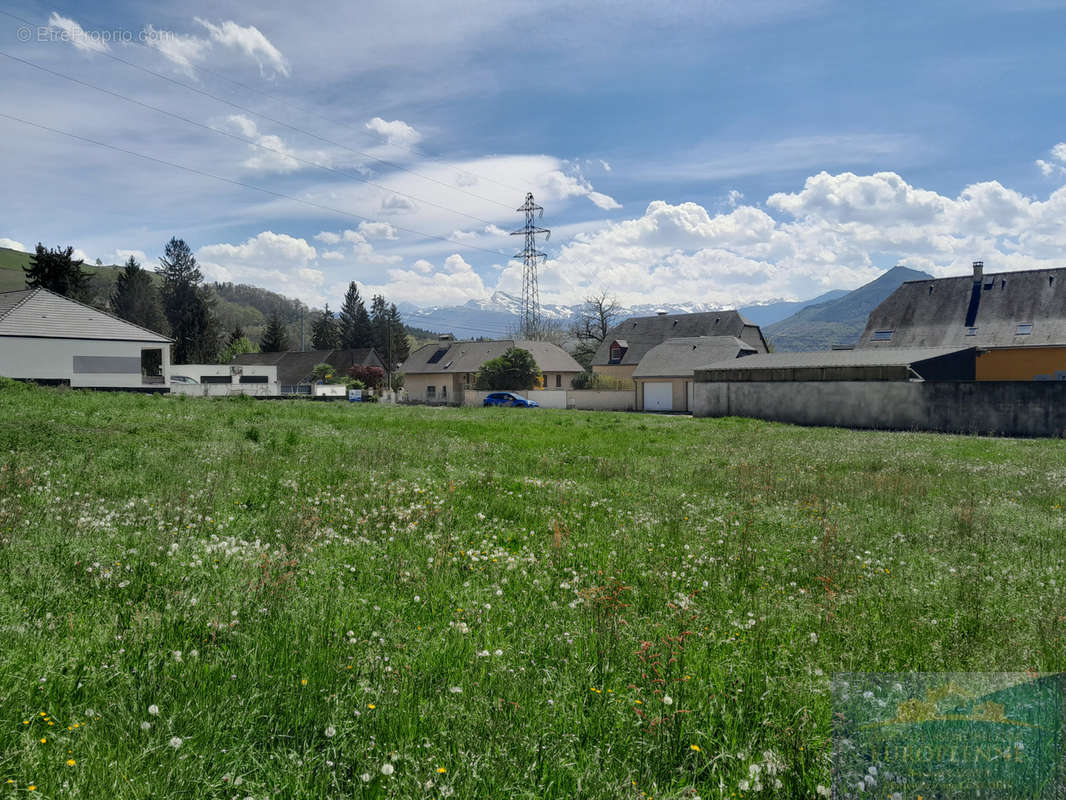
[460,389,635,411]
[693,380,1066,437]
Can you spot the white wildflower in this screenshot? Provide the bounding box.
[169,736,183,749]
[662,695,673,705]
[148,704,160,716]
[381,763,395,776]
[325,725,336,737]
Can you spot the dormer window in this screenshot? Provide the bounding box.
[966,327,978,336]
[1016,323,1033,335]
[608,340,628,364]
[871,330,894,342]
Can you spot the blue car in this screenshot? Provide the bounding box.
[483,391,539,408]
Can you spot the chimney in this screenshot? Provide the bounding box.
[972,261,984,283]
[438,333,454,342]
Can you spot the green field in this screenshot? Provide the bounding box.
[1,383,1064,798]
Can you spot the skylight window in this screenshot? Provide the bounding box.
[966,327,978,336]
[1016,323,1033,335]
[871,330,894,342]
[426,348,449,364]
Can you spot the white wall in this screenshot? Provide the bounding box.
[313,384,347,397]
[170,364,280,397]
[0,336,170,389]
[461,389,635,411]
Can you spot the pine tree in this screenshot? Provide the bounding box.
[311,304,341,351]
[156,237,219,364]
[339,282,374,349]
[24,244,90,300]
[370,294,389,358]
[228,324,245,346]
[111,256,168,334]
[385,303,410,371]
[260,311,290,353]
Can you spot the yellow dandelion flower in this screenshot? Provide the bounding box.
[690,744,701,752]
[67,759,76,766]
[39,738,47,744]
[300,678,308,686]
[28,786,36,791]
[22,720,29,725]
[368,703,376,709]
[38,712,45,717]
[436,767,447,773]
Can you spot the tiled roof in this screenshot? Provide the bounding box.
[592,311,767,366]
[632,336,756,378]
[0,287,171,343]
[403,339,583,374]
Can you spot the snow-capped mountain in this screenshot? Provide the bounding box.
[401,290,834,339]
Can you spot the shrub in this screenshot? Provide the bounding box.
[474,348,540,390]
[349,365,385,389]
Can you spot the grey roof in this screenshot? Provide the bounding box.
[403,339,583,375]
[0,287,171,343]
[695,346,976,382]
[632,336,757,378]
[231,348,382,386]
[858,267,1066,348]
[592,311,767,366]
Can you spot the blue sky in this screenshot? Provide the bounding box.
[2,0,1066,309]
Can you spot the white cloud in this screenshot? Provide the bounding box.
[365,253,487,306]
[47,13,110,54]
[1036,143,1066,178]
[600,160,612,172]
[587,191,622,210]
[365,118,422,147]
[111,249,148,265]
[0,238,27,252]
[195,18,291,77]
[314,231,341,245]
[381,195,417,214]
[144,25,210,76]
[320,250,345,261]
[357,221,398,239]
[312,228,400,264]
[224,115,302,173]
[196,231,322,303]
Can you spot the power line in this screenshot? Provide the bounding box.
[0,47,509,229]
[511,193,549,338]
[1,6,527,201]
[0,110,512,258]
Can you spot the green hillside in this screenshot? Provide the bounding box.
[765,266,931,351]
[0,246,432,349]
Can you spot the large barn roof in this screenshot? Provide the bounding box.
[403,339,583,375]
[695,346,977,382]
[0,287,171,343]
[592,311,767,366]
[858,265,1066,348]
[632,336,757,378]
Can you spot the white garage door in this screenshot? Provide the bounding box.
[644,382,673,411]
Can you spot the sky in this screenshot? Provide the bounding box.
[2,0,1066,311]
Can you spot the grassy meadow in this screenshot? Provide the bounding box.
[1,381,1065,798]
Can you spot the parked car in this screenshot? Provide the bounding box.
[483,391,538,408]
[170,375,198,385]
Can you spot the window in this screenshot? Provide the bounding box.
[608,341,628,364]
[141,348,163,384]
[1016,323,1033,335]
[441,385,447,399]
[966,327,978,336]
[239,375,268,384]
[555,373,561,388]
[426,385,436,400]
[871,330,894,342]
[201,375,231,384]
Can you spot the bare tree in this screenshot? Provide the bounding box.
[570,291,622,369]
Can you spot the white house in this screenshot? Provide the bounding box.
[0,287,172,390]
[169,363,280,397]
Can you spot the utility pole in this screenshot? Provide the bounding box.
[511,193,549,339]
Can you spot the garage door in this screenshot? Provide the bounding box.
[644,382,673,411]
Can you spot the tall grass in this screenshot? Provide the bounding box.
[0,381,1064,798]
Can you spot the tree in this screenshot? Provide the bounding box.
[260,310,290,353]
[311,304,341,351]
[339,282,374,349]
[157,237,219,364]
[219,335,257,363]
[382,303,410,372]
[111,255,168,334]
[370,293,388,355]
[348,364,385,389]
[475,347,541,390]
[227,323,246,346]
[311,363,338,383]
[570,291,621,370]
[24,244,90,300]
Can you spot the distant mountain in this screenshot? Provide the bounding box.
[402,289,847,339]
[738,290,849,327]
[765,266,932,351]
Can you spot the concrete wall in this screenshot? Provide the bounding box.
[170,364,280,397]
[693,380,1066,437]
[977,346,1066,381]
[569,390,635,411]
[0,336,170,389]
